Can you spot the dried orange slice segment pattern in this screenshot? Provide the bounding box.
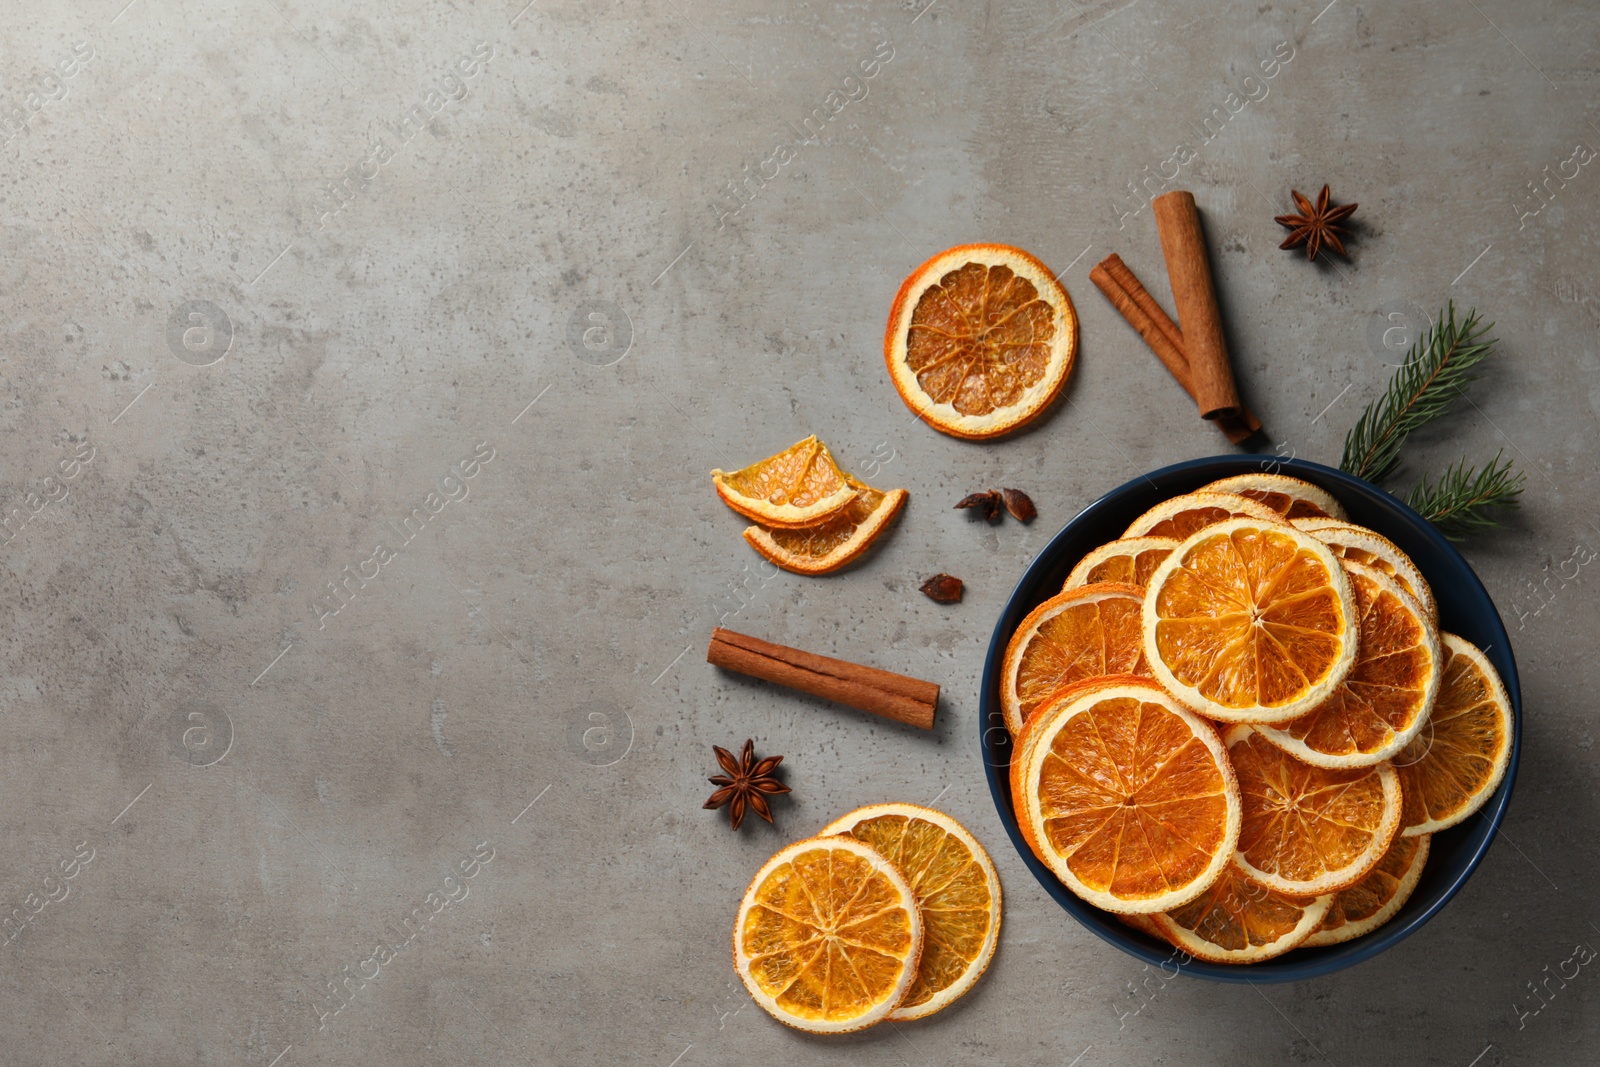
[1201,473,1349,521]
[885,244,1077,440]
[1012,678,1242,913]
[821,804,1001,1021]
[1256,562,1442,768]
[1293,519,1438,623]
[733,836,923,1033]
[1152,863,1331,964]
[1000,582,1152,736]
[1142,518,1360,723]
[1225,725,1403,895]
[1303,833,1430,947]
[1062,536,1177,591]
[713,435,857,529]
[1122,491,1280,540]
[1394,633,1514,836]
[744,475,907,575]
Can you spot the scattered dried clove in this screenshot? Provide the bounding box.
[1001,488,1036,523]
[955,490,1004,523]
[920,574,964,603]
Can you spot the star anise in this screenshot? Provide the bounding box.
[1001,488,1036,523]
[1275,185,1358,261]
[955,490,1004,523]
[703,739,790,830]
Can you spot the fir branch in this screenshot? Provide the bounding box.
[1406,451,1525,541]
[1340,303,1497,482]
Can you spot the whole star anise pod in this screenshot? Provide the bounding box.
[1275,185,1357,261]
[703,739,790,829]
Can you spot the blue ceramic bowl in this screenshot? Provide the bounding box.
[979,455,1521,983]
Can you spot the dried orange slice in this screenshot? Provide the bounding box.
[1394,634,1514,836]
[733,835,923,1033]
[1122,491,1280,540]
[1143,518,1359,723]
[1255,562,1442,768]
[1152,864,1331,964]
[1011,678,1241,914]
[1225,725,1402,895]
[821,804,1001,1021]
[1062,536,1177,591]
[1201,473,1348,521]
[743,476,907,575]
[712,436,857,529]
[1115,911,1165,939]
[1000,582,1151,736]
[884,244,1077,440]
[1293,519,1438,623]
[1303,833,1430,947]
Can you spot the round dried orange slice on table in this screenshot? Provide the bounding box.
[884,244,1077,440]
[733,835,923,1033]
[1225,725,1402,895]
[1256,562,1442,768]
[743,475,907,575]
[1000,582,1151,736]
[1201,473,1349,521]
[1122,491,1280,539]
[712,435,857,528]
[821,804,1001,1021]
[1011,678,1241,914]
[1151,863,1331,964]
[1142,517,1359,723]
[1293,518,1439,623]
[1062,536,1177,591]
[1394,633,1514,836]
[1303,833,1430,947]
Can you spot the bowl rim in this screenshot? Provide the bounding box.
[978,454,1522,983]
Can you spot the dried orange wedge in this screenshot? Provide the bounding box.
[884,244,1077,440]
[1201,473,1349,522]
[712,436,857,529]
[744,475,907,575]
[1122,491,1280,540]
[1143,517,1359,723]
[1000,582,1151,736]
[1152,864,1331,964]
[1062,536,1177,591]
[734,835,923,1033]
[1225,725,1402,895]
[1256,562,1442,768]
[1394,634,1514,836]
[1011,678,1241,914]
[1303,833,1430,947]
[821,804,1001,1021]
[1293,519,1439,624]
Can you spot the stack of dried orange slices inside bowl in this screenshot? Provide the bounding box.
[1000,473,1514,964]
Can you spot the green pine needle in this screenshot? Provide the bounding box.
[1340,303,1497,482]
[1406,450,1525,541]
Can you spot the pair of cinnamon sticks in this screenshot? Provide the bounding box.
[707,627,939,730]
[1091,191,1262,444]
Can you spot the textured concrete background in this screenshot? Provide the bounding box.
[1,1,1596,1064]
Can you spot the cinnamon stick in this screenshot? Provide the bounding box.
[1091,254,1190,392]
[1090,253,1262,444]
[707,627,939,730]
[1152,191,1241,421]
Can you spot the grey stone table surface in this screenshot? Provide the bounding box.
[1,1,1596,1064]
